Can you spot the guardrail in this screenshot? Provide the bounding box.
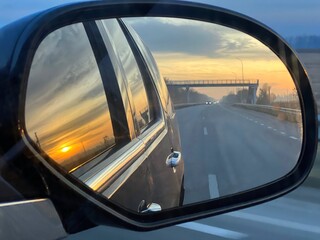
[233,103,302,123]
[173,102,204,110]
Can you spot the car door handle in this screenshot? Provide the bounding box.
[166,151,181,168]
[138,200,162,213]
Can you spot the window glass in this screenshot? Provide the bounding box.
[25,23,115,172]
[101,19,153,132]
[123,19,170,110]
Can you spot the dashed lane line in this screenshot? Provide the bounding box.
[219,104,299,141]
[290,136,299,140]
[208,174,220,199]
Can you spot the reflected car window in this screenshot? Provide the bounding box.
[25,23,115,172]
[101,19,153,132]
[124,20,171,110]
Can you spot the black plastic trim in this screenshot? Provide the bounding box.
[83,21,130,144]
[117,19,162,129]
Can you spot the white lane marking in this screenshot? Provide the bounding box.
[208,174,220,199]
[280,131,286,135]
[268,126,272,129]
[203,127,208,135]
[260,123,264,126]
[290,136,299,140]
[226,211,320,234]
[273,129,277,132]
[254,121,258,123]
[177,222,247,239]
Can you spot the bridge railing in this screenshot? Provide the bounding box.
[166,79,259,86]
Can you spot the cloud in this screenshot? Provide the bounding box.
[25,22,110,142]
[125,17,274,59]
[38,101,110,150]
[125,18,225,58]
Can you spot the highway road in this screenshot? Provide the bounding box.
[176,103,302,204]
[68,104,320,240]
[68,184,320,240]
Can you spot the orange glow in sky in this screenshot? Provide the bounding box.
[128,17,297,100]
[153,51,295,100]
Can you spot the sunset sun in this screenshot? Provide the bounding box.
[61,146,71,153]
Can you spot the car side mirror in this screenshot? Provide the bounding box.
[0,0,317,233]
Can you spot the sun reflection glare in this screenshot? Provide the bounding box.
[61,146,71,153]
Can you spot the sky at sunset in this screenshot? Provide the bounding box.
[3,0,310,167]
[125,17,296,100]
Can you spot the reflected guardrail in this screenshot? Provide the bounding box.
[233,103,302,123]
[173,102,204,110]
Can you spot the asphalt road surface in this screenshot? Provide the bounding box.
[176,103,302,204]
[68,184,320,240]
[68,104,320,240]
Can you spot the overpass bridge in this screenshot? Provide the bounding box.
[165,79,259,104]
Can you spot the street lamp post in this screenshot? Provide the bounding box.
[236,57,244,82]
[231,72,237,81]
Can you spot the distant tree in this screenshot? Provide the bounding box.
[257,83,273,105]
[167,86,212,104]
[221,89,249,104]
[221,92,238,104]
[236,89,248,103]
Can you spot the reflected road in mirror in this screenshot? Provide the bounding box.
[126,17,302,204]
[176,103,301,203]
[25,16,302,212]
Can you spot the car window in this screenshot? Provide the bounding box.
[25,23,116,172]
[100,19,154,133]
[123,19,172,114]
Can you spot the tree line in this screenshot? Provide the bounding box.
[167,86,213,104]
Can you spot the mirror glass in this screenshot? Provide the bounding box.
[24,17,302,213]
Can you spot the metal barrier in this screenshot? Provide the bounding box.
[233,103,302,123]
[173,102,204,110]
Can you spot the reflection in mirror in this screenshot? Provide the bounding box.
[124,17,302,205]
[25,23,117,172]
[25,17,302,213]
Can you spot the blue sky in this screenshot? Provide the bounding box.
[1,0,319,37]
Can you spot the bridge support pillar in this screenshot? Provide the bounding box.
[185,86,190,103]
[248,85,258,104]
[253,86,257,104]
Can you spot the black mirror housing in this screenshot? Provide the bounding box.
[0,0,317,233]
